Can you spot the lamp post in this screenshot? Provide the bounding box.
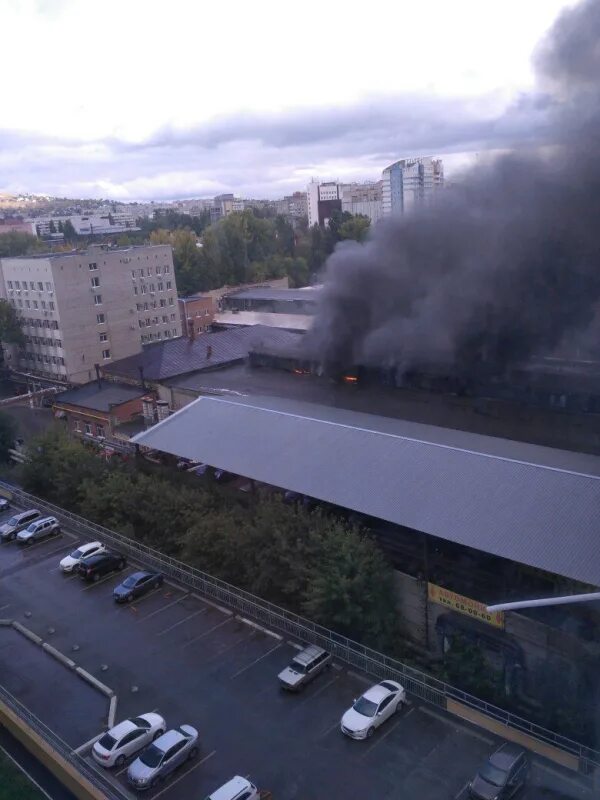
[487,592,600,613]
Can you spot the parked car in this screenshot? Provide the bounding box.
[113,571,164,603]
[127,725,198,790]
[206,776,260,800]
[469,743,529,800]
[278,645,332,691]
[340,680,406,739]
[17,516,60,545]
[0,498,10,512]
[60,541,106,573]
[78,551,126,582]
[0,509,41,542]
[92,713,166,768]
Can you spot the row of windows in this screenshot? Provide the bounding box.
[131,265,171,278]
[22,318,59,330]
[7,280,53,292]
[22,353,65,365]
[136,300,176,311]
[133,282,173,295]
[75,420,104,437]
[139,315,173,327]
[24,336,62,347]
[141,329,178,343]
[10,298,55,310]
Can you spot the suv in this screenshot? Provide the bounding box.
[206,776,259,800]
[17,516,60,545]
[0,509,41,542]
[469,743,529,799]
[79,551,126,582]
[278,645,332,691]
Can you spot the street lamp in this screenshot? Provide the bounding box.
[487,592,600,613]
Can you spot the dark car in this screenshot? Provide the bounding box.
[113,571,164,603]
[79,551,126,582]
[469,743,529,800]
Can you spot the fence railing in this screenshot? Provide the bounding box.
[3,481,600,775]
[0,683,125,800]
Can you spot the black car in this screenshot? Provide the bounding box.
[79,551,126,582]
[469,743,529,800]
[113,570,163,603]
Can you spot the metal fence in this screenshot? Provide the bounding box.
[3,481,600,775]
[0,683,125,800]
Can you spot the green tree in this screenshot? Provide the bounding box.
[0,232,44,258]
[0,299,24,348]
[339,214,371,243]
[62,219,77,241]
[49,220,56,234]
[0,413,16,462]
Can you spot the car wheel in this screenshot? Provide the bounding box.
[151,775,163,788]
[92,572,100,582]
[9,533,15,541]
[153,729,164,741]
[115,754,126,768]
[395,700,402,713]
[126,594,133,603]
[153,580,160,590]
[366,727,375,739]
[188,747,198,760]
[118,560,125,570]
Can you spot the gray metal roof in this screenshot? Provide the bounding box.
[104,326,300,382]
[133,394,600,586]
[225,287,320,303]
[54,381,145,412]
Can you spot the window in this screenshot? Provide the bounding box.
[85,422,92,435]
[7,281,12,289]
[133,286,138,295]
[36,354,42,362]
[96,424,105,437]
[147,268,152,276]
[136,303,142,312]
[170,313,176,320]
[41,301,46,309]
[15,281,20,289]
[88,262,98,270]
[166,281,172,289]
[25,300,30,308]
[91,276,100,287]
[49,301,54,310]
[143,302,148,311]
[138,320,143,328]
[156,266,161,274]
[55,339,62,347]
[160,298,166,307]
[33,301,38,309]
[51,320,59,329]
[43,320,49,328]
[38,281,43,290]
[149,283,155,292]
[17,299,22,308]
[169,297,174,305]
[74,420,81,432]
[145,317,150,326]
[151,301,157,309]
[102,349,111,360]
[165,329,171,338]
[158,282,164,291]
[58,356,64,365]
[141,285,146,294]
[162,315,168,323]
[45,282,52,290]
[99,333,108,342]
[172,328,177,336]
[94,294,102,305]
[96,313,105,324]
[156,331,162,339]
[164,264,170,274]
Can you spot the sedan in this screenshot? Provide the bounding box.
[0,498,9,512]
[92,713,166,768]
[341,680,406,740]
[128,725,198,790]
[113,571,164,603]
[60,541,106,573]
[469,742,529,799]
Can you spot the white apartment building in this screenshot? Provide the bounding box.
[307,181,343,228]
[0,244,181,384]
[341,182,383,224]
[32,212,139,238]
[381,157,444,217]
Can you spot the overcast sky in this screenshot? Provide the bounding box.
[0,0,576,201]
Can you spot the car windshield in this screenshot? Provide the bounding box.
[122,576,139,588]
[132,717,150,729]
[25,522,37,532]
[290,661,307,674]
[479,762,508,787]
[98,733,116,751]
[353,696,378,717]
[70,548,83,559]
[139,744,163,768]
[6,516,18,526]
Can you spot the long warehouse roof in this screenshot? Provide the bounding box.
[133,395,600,587]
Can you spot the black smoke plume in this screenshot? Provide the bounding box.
[307,0,600,378]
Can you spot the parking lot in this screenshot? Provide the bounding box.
[0,504,592,800]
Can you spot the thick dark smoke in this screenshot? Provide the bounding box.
[307,0,600,378]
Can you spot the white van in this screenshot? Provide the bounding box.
[205,776,259,800]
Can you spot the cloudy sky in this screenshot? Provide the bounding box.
[0,0,575,201]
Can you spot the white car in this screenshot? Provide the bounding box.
[92,713,166,768]
[60,541,106,573]
[341,680,406,740]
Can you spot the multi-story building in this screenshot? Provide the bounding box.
[381,157,444,217]
[178,294,215,338]
[341,182,383,224]
[32,212,139,239]
[307,181,343,228]
[0,244,181,383]
[210,194,244,224]
[275,192,308,220]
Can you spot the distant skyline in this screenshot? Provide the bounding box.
[1,0,575,201]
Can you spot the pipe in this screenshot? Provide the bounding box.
[487,592,600,613]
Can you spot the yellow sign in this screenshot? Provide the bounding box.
[428,583,505,629]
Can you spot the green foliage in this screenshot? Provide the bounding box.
[0,750,46,800]
[0,412,16,462]
[339,214,371,243]
[0,299,24,347]
[62,219,77,241]
[440,634,503,702]
[0,232,44,258]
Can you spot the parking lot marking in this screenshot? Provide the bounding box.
[138,594,188,621]
[73,731,105,755]
[454,781,470,799]
[535,760,593,794]
[318,719,341,739]
[290,674,340,712]
[150,750,216,800]
[182,616,233,649]
[116,587,163,613]
[360,717,402,759]
[81,572,122,591]
[156,608,207,636]
[230,641,281,679]
[0,603,10,611]
[418,706,494,744]
[17,536,64,553]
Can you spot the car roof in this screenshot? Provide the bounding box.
[33,516,56,525]
[82,551,116,563]
[154,728,185,752]
[210,776,251,800]
[129,571,151,581]
[292,645,327,666]
[363,683,394,703]
[79,541,102,551]
[109,719,137,738]
[490,743,525,770]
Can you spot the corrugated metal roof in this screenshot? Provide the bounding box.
[54,381,145,412]
[225,288,320,303]
[133,394,600,586]
[104,326,300,382]
[213,312,313,331]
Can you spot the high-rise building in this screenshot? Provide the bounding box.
[381,157,444,217]
[275,192,308,220]
[341,182,383,224]
[210,194,244,224]
[0,244,181,383]
[307,181,343,228]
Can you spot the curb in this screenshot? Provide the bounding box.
[75,667,114,698]
[108,695,118,728]
[237,616,283,641]
[42,642,76,670]
[0,619,12,626]
[12,621,43,645]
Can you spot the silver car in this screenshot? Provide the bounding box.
[0,509,41,542]
[127,725,198,790]
[17,516,60,545]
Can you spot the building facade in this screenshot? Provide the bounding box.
[381,157,444,217]
[307,181,343,228]
[275,192,308,220]
[341,182,383,223]
[0,244,181,383]
[210,194,244,224]
[178,294,215,338]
